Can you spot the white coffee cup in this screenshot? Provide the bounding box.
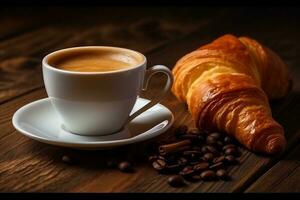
[42,46,173,136]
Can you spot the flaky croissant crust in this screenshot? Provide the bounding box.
[172,34,290,154]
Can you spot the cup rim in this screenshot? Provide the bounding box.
[42,46,147,75]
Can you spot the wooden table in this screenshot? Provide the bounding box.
[1,7,300,192]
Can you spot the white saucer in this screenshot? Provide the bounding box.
[12,98,174,150]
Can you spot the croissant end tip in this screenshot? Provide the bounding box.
[266,135,286,155]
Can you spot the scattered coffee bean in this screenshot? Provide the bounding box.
[148,155,158,163]
[224,136,233,144]
[118,161,133,173]
[62,155,74,164]
[168,175,185,187]
[203,153,214,162]
[179,166,194,178]
[191,175,202,181]
[225,147,239,156]
[206,145,219,155]
[213,156,226,163]
[216,169,228,180]
[206,135,217,145]
[193,162,209,172]
[209,162,224,170]
[158,155,166,160]
[152,159,166,171]
[223,144,236,151]
[216,141,224,148]
[190,161,201,165]
[201,145,211,154]
[183,151,201,162]
[209,132,223,140]
[177,157,188,166]
[166,164,182,173]
[183,150,201,156]
[175,125,188,138]
[200,170,216,181]
[225,155,238,165]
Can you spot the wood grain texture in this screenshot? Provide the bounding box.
[0,7,300,192]
[0,8,49,41]
[0,7,222,104]
[246,144,300,192]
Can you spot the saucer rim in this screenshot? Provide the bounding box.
[12,97,174,149]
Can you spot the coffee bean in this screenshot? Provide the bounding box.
[200,170,216,181]
[179,166,194,178]
[213,156,225,163]
[209,132,223,140]
[183,151,201,162]
[183,150,201,156]
[158,155,166,160]
[201,146,210,154]
[191,175,202,181]
[182,166,193,171]
[166,164,182,173]
[193,162,209,172]
[206,145,219,155]
[177,157,188,166]
[152,159,166,171]
[224,136,233,144]
[216,169,228,180]
[62,155,75,164]
[148,155,158,163]
[209,162,224,170]
[225,147,238,156]
[203,153,214,162]
[206,135,217,145]
[168,175,185,187]
[201,145,218,154]
[187,128,201,135]
[216,141,224,148]
[175,125,188,138]
[118,161,133,173]
[190,161,201,165]
[225,155,238,165]
[223,144,236,151]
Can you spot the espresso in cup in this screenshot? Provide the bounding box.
[48,48,143,72]
[43,46,173,136]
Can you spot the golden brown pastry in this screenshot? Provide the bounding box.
[172,34,290,154]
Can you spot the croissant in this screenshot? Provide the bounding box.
[172,34,291,154]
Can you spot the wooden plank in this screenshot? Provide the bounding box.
[0,9,220,104]
[245,143,300,192]
[0,8,48,41]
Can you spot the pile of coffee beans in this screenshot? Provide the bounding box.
[148,125,242,187]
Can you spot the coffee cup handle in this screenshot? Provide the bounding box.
[126,65,173,123]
